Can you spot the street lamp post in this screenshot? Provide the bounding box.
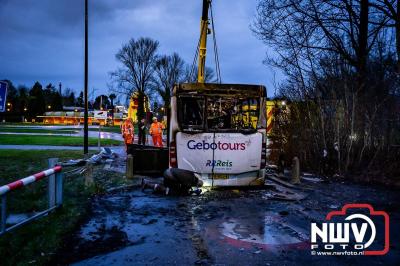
[84,0,89,154]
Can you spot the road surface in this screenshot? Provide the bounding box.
[55,177,400,266]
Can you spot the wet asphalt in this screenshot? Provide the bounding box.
[56,177,400,266]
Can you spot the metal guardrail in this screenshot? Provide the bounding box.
[0,159,63,236]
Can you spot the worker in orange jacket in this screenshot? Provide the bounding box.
[149,117,164,147]
[121,118,134,151]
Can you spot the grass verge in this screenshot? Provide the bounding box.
[0,135,122,146]
[0,150,133,266]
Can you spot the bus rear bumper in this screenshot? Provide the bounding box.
[197,169,265,187]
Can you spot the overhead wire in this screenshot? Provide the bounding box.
[189,22,205,82]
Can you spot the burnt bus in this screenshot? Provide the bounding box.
[169,83,267,187]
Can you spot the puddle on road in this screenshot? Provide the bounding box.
[78,191,179,243]
[216,214,308,249]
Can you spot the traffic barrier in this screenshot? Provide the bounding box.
[0,160,63,235]
[0,166,62,196]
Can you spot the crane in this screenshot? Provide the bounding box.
[197,0,210,83]
[191,0,221,84]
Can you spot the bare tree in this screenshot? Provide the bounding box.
[253,0,399,177]
[370,0,400,73]
[154,53,186,107]
[110,37,159,121]
[252,0,387,86]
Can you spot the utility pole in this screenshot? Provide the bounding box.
[84,0,89,154]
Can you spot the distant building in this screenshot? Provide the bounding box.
[37,92,153,125]
[37,106,128,126]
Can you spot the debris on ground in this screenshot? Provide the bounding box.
[267,175,300,189]
[60,148,119,167]
[301,176,323,183]
[58,147,127,179]
[263,181,308,201]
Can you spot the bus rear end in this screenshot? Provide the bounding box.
[169,83,267,187]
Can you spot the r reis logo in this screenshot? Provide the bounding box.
[310,204,389,256]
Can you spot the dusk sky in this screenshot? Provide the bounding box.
[0,0,281,102]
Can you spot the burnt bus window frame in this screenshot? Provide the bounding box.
[177,95,206,132]
[205,96,261,133]
[177,94,261,134]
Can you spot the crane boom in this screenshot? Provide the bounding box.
[197,0,210,83]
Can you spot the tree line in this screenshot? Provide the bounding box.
[2,81,77,120]
[1,80,118,121]
[253,0,400,179]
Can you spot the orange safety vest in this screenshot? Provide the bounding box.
[150,122,163,136]
[122,121,134,140]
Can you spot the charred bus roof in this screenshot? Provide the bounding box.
[173,83,267,97]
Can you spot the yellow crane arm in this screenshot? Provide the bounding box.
[197,0,210,83]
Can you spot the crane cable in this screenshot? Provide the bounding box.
[188,25,203,82]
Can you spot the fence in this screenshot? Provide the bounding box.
[0,158,63,235]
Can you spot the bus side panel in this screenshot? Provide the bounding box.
[176,132,262,174]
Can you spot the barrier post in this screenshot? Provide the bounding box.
[48,158,58,208]
[126,154,134,179]
[291,156,300,184]
[1,195,6,233]
[85,162,94,187]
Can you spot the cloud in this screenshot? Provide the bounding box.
[0,0,280,99]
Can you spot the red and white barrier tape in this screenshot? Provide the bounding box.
[0,165,62,196]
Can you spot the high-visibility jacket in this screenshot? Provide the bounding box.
[121,120,134,142]
[150,122,163,136]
